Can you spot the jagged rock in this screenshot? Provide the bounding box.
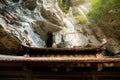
[0,24,23,55]
[0,0,119,56]
[22,0,37,11]
[41,7,64,26]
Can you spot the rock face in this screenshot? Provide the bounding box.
[23,0,37,11]
[0,0,101,55]
[0,0,119,55]
[0,19,23,55]
[0,0,64,55]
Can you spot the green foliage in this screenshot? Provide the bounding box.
[58,0,62,4]
[76,16,87,24]
[87,0,120,20]
[58,0,69,13]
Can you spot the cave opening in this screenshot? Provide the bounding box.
[13,0,19,3]
[46,31,53,48]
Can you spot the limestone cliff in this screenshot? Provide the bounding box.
[0,0,119,56]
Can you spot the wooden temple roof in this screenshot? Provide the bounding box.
[0,47,120,67]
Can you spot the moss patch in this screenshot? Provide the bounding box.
[58,0,70,13]
[76,16,87,24]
